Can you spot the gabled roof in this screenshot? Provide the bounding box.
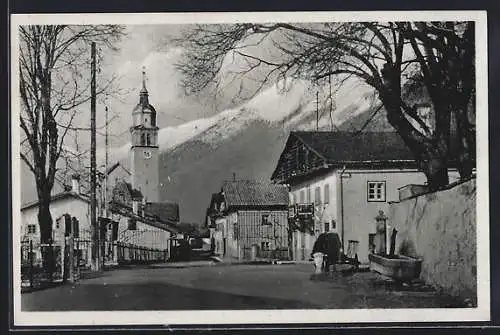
[292,131,415,163]
[21,191,89,211]
[222,180,289,209]
[144,202,180,223]
[108,200,180,233]
[270,131,419,182]
[107,162,130,176]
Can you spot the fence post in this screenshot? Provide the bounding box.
[75,238,80,281]
[49,241,54,283]
[29,240,33,289]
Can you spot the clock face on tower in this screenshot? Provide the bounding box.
[143,150,152,159]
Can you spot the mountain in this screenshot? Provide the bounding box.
[336,105,395,132]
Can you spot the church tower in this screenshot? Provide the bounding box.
[130,69,159,202]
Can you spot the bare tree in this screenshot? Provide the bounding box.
[174,21,475,190]
[19,25,125,252]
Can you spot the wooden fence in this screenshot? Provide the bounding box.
[116,242,168,265]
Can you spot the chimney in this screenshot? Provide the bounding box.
[71,174,81,194]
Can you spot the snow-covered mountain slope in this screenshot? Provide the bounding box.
[106,78,375,166]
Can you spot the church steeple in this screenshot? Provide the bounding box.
[139,67,149,105]
[130,67,160,203]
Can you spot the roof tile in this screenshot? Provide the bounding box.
[222,180,289,208]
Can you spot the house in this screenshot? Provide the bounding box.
[21,174,93,265]
[108,179,180,262]
[206,180,290,261]
[270,131,461,264]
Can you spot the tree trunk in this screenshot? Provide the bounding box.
[38,195,53,245]
[37,190,54,276]
[383,97,450,190]
[455,108,475,180]
[420,153,449,191]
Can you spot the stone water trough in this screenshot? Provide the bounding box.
[368,253,422,283]
[369,215,422,283]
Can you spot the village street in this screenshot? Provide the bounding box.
[21,263,465,311]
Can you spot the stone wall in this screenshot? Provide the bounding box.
[388,178,476,301]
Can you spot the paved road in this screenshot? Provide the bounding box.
[21,263,464,311]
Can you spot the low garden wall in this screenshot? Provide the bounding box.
[388,178,477,301]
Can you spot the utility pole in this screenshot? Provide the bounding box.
[90,42,100,272]
[316,91,319,131]
[104,106,109,219]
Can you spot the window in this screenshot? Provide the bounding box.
[55,219,60,229]
[367,181,386,202]
[146,134,151,146]
[324,184,330,204]
[262,214,270,225]
[324,222,330,232]
[331,220,336,230]
[299,190,305,203]
[290,193,295,205]
[141,133,146,145]
[314,186,321,205]
[261,241,270,251]
[27,224,36,234]
[128,219,137,230]
[306,187,311,204]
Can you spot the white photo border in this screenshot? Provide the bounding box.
[10,10,490,326]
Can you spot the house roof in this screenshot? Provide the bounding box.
[144,202,180,222]
[124,182,143,200]
[108,200,180,233]
[222,180,289,209]
[21,191,89,211]
[107,162,131,176]
[292,131,415,163]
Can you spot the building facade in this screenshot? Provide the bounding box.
[271,131,461,264]
[130,70,160,203]
[206,180,290,261]
[20,176,91,264]
[108,180,180,261]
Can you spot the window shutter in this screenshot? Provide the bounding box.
[72,218,79,238]
[112,221,119,241]
[314,187,321,205]
[64,214,72,236]
[324,184,330,204]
